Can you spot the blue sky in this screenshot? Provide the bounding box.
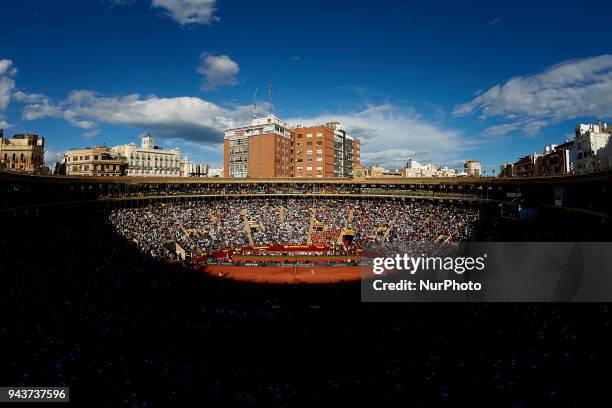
[1,0,611,171]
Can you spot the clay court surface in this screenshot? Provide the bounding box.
[203,264,363,284]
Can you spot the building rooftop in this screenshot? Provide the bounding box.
[225,114,292,139]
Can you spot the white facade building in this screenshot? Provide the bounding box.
[180,159,209,177]
[403,159,461,177]
[573,122,612,173]
[207,167,224,177]
[112,134,181,177]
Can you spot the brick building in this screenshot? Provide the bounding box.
[224,115,360,178]
[224,114,293,178]
[292,122,360,178]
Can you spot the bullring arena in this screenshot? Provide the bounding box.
[1,171,610,285]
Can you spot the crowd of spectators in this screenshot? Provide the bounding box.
[108,198,481,260]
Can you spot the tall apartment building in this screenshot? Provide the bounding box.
[292,124,334,177]
[329,122,359,177]
[224,116,361,178]
[64,146,127,176]
[292,122,360,178]
[0,131,45,174]
[224,114,293,178]
[112,134,181,177]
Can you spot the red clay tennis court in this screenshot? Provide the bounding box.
[202,264,363,284]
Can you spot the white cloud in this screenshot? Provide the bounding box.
[197,52,239,91]
[0,77,14,125]
[0,59,17,128]
[108,0,136,5]
[13,91,50,103]
[84,129,101,140]
[289,104,480,168]
[151,0,218,26]
[22,101,63,121]
[0,59,17,77]
[481,122,522,137]
[18,91,64,122]
[453,54,612,136]
[360,148,417,166]
[63,110,97,129]
[19,89,253,145]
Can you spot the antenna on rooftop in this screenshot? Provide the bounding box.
[252,88,258,119]
[268,80,273,116]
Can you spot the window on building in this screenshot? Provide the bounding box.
[307,133,313,138]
